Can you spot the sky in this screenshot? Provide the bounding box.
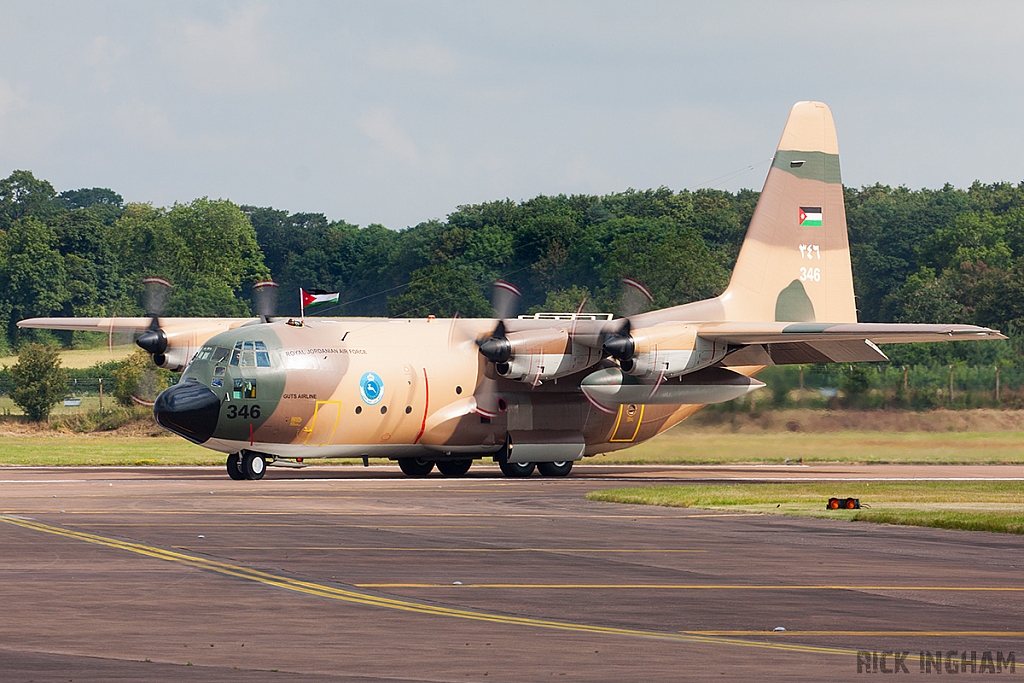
[1,1,1023,230]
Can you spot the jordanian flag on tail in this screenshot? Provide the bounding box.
[798,206,822,227]
[301,288,339,313]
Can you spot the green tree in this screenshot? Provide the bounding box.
[111,349,172,407]
[0,170,57,231]
[0,217,68,343]
[9,343,69,421]
[386,265,491,318]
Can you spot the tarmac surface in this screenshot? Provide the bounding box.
[2,463,1023,681]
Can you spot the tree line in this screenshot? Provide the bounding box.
[2,169,1024,366]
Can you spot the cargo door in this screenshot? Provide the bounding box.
[304,400,342,446]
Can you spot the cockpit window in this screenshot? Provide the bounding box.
[223,341,273,368]
[212,347,231,363]
[196,346,214,361]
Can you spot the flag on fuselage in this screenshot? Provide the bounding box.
[301,289,339,312]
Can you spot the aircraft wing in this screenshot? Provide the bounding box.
[17,317,257,335]
[694,321,1005,365]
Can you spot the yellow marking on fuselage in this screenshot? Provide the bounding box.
[304,400,342,445]
[609,403,644,442]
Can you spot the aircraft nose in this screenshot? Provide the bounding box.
[153,381,221,444]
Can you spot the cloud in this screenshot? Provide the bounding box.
[113,101,180,151]
[364,42,459,77]
[356,106,419,165]
[162,5,289,95]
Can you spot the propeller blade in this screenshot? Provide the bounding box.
[253,280,279,322]
[138,276,172,360]
[142,276,172,318]
[492,280,521,320]
[619,277,654,318]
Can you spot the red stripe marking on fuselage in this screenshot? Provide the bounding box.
[413,368,429,444]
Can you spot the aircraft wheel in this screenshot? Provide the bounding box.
[437,459,472,477]
[398,457,435,476]
[499,459,535,477]
[537,461,573,477]
[226,453,246,480]
[243,452,266,480]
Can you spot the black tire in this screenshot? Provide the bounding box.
[226,453,246,480]
[243,452,266,480]
[437,459,472,477]
[398,457,435,476]
[537,461,573,477]
[499,459,535,477]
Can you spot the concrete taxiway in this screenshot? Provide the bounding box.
[1,464,1022,681]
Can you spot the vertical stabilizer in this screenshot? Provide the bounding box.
[718,101,856,323]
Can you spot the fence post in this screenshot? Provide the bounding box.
[99,378,103,413]
[949,365,954,406]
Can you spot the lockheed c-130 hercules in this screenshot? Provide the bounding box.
[20,101,1004,480]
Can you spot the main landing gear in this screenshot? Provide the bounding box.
[397,457,475,477]
[226,452,266,481]
[497,456,572,478]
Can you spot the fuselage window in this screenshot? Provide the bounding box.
[255,351,271,367]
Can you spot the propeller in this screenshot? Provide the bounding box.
[473,281,522,418]
[127,276,174,406]
[135,276,173,365]
[253,280,279,322]
[600,277,654,369]
[477,281,521,367]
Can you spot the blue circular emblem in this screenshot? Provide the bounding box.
[359,372,384,405]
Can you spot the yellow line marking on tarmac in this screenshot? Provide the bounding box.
[62,528,495,532]
[0,513,877,660]
[355,583,1024,591]
[687,631,1024,637]
[6,510,714,519]
[172,546,706,553]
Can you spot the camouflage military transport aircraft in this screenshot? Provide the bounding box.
[20,102,1004,480]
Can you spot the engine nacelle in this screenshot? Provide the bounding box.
[619,323,727,379]
[494,329,601,383]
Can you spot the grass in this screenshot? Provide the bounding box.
[0,436,223,466]
[0,346,134,369]
[590,430,1024,465]
[586,482,1024,534]
[0,425,1022,467]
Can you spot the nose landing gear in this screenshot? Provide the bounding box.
[226,452,267,480]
